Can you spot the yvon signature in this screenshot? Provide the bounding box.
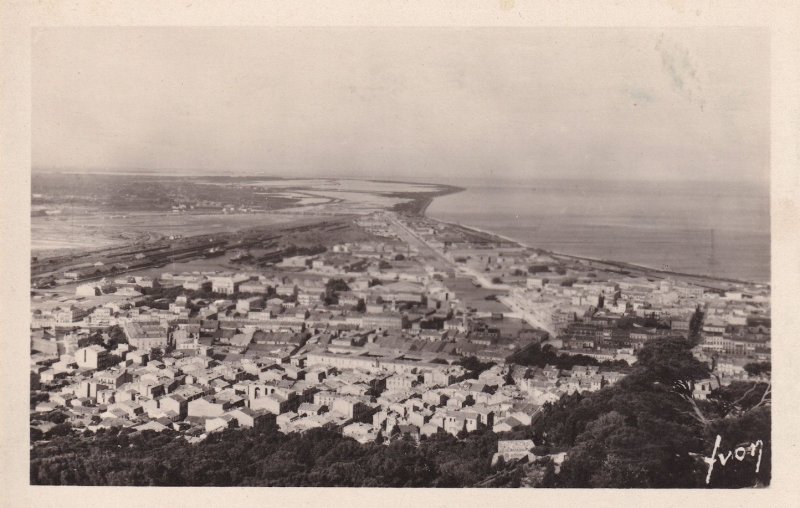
[703,434,764,485]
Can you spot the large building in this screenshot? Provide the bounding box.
[362,313,405,331]
[53,306,89,326]
[123,321,169,350]
[75,345,116,370]
[491,439,536,465]
[306,351,460,377]
[75,284,100,297]
[209,275,250,295]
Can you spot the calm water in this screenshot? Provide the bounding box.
[426,179,770,283]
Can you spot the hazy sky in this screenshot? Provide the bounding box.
[32,27,769,183]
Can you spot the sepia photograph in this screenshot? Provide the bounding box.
[26,25,772,489]
[2,2,796,500]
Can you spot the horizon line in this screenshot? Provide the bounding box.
[30,166,770,186]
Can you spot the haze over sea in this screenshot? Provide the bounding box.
[425,178,770,283]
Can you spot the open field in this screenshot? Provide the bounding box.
[31,173,458,257]
[32,212,313,254]
[444,277,510,314]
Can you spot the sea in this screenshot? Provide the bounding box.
[425,179,770,283]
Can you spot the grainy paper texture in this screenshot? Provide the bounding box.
[2,1,799,506]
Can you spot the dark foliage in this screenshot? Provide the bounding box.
[456,356,495,378]
[283,244,327,257]
[527,264,549,274]
[530,337,770,488]
[30,392,49,409]
[743,361,770,377]
[107,325,128,349]
[77,332,105,349]
[633,337,709,385]
[31,423,502,487]
[689,306,705,340]
[508,343,602,371]
[325,278,351,293]
[355,299,366,312]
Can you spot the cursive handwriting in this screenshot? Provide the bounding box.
[703,434,763,485]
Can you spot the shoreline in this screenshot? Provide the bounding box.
[29,175,767,287]
[421,187,767,288]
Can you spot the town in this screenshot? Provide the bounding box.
[22,22,777,492]
[29,208,771,460]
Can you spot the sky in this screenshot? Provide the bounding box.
[32,27,769,184]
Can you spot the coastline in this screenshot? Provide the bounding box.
[393,183,465,216]
[29,174,766,288]
[421,187,766,288]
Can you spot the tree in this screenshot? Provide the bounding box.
[537,457,557,487]
[45,411,68,424]
[508,343,600,370]
[530,336,770,488]
[456,356,494,378]
[29,332,769,488]
[107,325,127,348]
[689,306,704,340]
[744,361,771,378]
[46,423,72,438]
[30,427,44,442]
[325,278,350,293]
[78,332,105,349]
[705,381,771,420]
[323,278,350,305]
[703,406,771,487]
[30,392,49,409]
[634,337,709,386]
[558,410,703,488]
[355,299,366,313]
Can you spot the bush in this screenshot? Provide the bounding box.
[528,265,549,274]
